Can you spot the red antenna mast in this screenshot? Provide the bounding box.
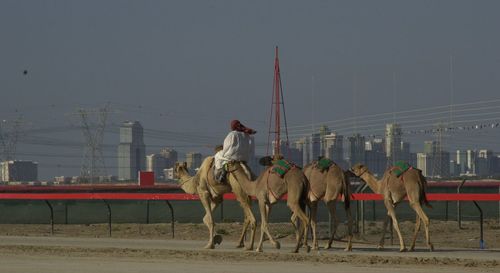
[267,46,290,159]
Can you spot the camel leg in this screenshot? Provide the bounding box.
[199,191,216,249]
[235,195,256,250]
[409,214,421,251]
[384,199,406,252]
[411,202,433,251]
[378,215,391,250]
[236,215,249,248]
[324,200,338,249]
[256,201,278,252]
[308,201,319,250]
[243,197,257,251]
[344,201,353,252]
[288,201,310,253]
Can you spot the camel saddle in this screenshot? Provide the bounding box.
[271,159,295,178]
[314,158,334,172]
[389,161,411,178]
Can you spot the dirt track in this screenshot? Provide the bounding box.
[0,221,499,272]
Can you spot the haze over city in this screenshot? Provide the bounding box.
[1,1,500,180]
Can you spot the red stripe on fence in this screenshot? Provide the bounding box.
[0,193,499,201]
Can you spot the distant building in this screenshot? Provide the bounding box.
[308,133,321,163]
[466,150,476,175]
[422,140,449,178]
[185,152,202,171]
[318,125,331,157]
[160,148,178,168]
[117,121,146,181]
[146,154,168,181]
[476,149,493,177]
[272,140,303,167]
[0,160,38,182]
[400,141,411,163]
[456,150,467,175]
[296,137,310,167]
[54,176,72,184]
[163,168,174,180]
[347,133,365,167]
[385,123,402,164]
[324,132,344,165]
[365,138,386,176]
[417,153,432,177]
[449,160,460,177]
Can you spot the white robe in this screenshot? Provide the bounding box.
[214,131,255,170]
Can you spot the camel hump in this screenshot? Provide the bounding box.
[315,158,334,172]
[271,159,295,178]
[390,161,411,178]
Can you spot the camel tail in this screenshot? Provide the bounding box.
[342,170,351,209]
[299,174,309,213]
[416,169,432,209]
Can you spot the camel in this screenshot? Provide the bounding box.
[224,159,310,253]
[303,161,353,251]
[174,156,257,250]
[349,163,433,252]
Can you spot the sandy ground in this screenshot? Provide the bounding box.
[0,220,498,272]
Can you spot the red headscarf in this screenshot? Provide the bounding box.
[231,120,257,135]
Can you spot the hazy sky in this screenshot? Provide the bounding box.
[1,1,500,179]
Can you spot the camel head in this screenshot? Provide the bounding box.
[174,162,188,178]
[349,163,369,177]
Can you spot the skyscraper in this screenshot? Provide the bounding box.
[160,147,178,168]
[117,121,146,181]
[146,154,168,181]
[347,133,365,167]
[385,123,402,164]
[365,138,386,176]
[185,152,202,171]
[324,132,344,164]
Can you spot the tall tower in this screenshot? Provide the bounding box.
[117,121,146,181]
[185,152,202,171]
[267,46,289,159]
[385,123,402,165]
[160,148,178,168]
[78,105,110,183]
[324,132,344,163]
[347,133,365,166]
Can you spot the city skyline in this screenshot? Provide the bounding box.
[2,1,500,179]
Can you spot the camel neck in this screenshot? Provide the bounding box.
[231,167,257,196]
[360,171,381,193]
[176,170,198,194]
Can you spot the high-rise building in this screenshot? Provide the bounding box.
[294,138,309,167]
[324,132,344,164]
[347,133,365,166]
[308,133,321,163]
[400,141,411,163]
[456,150,467,175]
[0,160,38,182]
[185,152,202,171]
[273,140,302,167]
[319,125,331,157]
[417,153,433,177]
[117,121,146,181]
[476,149,493,177]
[423,140,438,154]
[160,148,178,168]
[385,123,402,164]
[146,154,168,181]
[466,150,476,175]
[365,138,385,176]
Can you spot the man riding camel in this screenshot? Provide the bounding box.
[214,120,256,183]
